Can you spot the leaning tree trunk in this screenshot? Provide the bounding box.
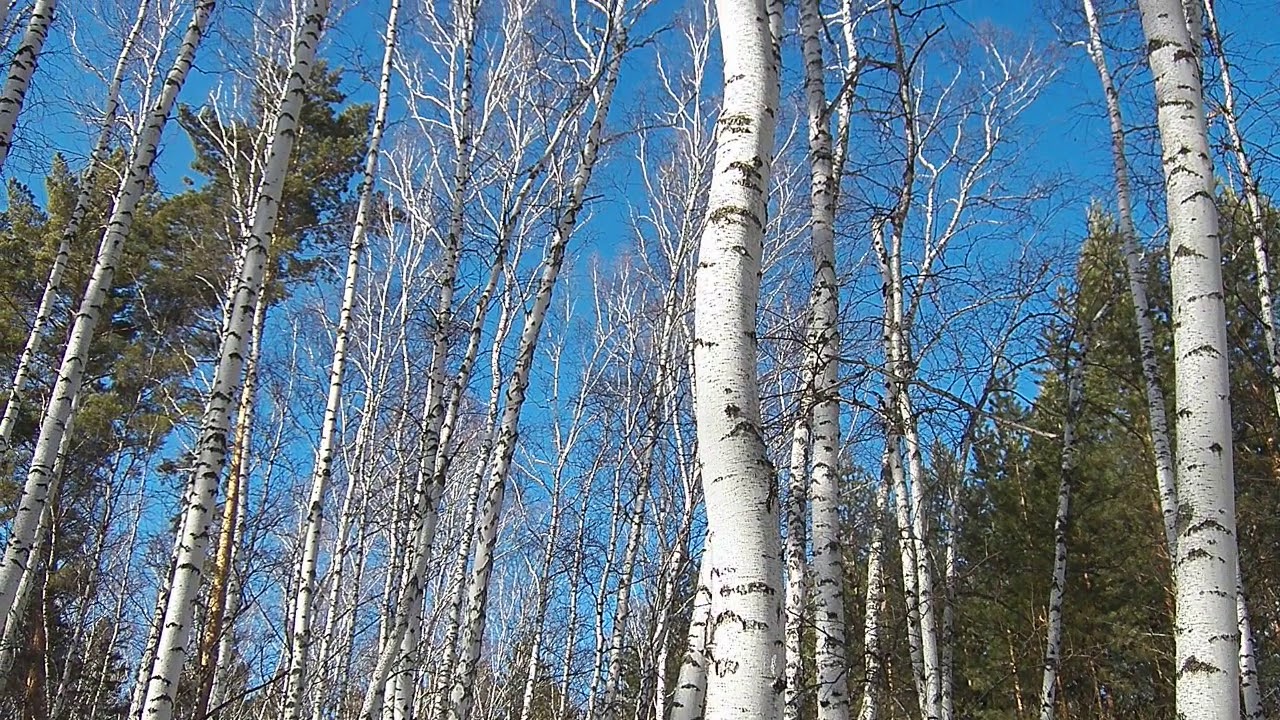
[138,3,329,719]
[0,0,149,461]
[444,33,623,720]
[692,0,783,713]
[0,0,216,645]
[0,0,56,172]
[192,270,267,720]
[281,2,399,717]
[1136,1,1241,718]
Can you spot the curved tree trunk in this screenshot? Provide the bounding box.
[1136,1,1241,718]
[0,0,217,645]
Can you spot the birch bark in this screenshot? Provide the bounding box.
[0,0,55,172]
[282,2,399,717]
[0,0,217,645]
[139,3,329,718]
[1137,1,1240,717]
[1038,304,1105,720]
[0,0,150,460]
[692,0,783,712]
[799,0,848,714]
[1080,0,1179,553]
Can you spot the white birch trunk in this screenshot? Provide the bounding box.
[140,3,328,718]
[1080,0,1180,553]
[282,2,399,717]
[0,0,149,459]
[693,0,782,712]
[1137,1,1240,717]
[670,545,713,720]
[859,476,889,720]
[1038,305,1103,720]
[444,32,622,720]
[1203,0,1280,424]
[799,0,848,713]
[782,413,809,720]
[1236,571,1262,720]
[0,0,216,645]
[0,0,55,172]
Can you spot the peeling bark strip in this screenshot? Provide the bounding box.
[693,0,783,714]
[1136,1,1241,718]
[282,1,400,718]
[138,3,329,719]
[0,0,56,172]
[0,0,217,647]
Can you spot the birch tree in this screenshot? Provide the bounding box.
[1137,0,1240,716]
[0,0,217,646]
[0,0,150,462]
[0,0,56,172]
[692,0,783,712]
[138,2,331,717]
[280,1,399,717]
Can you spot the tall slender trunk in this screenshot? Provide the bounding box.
[692,0,782,711]
[782,410,809,720]
[859,475,889,720]
[444,26,622,720]
[139,3,328,718]
[282,3,399,717]
[1038,305,1104,720]
[1137,1,1240,718]
[799,0,848,714]
[0,0,149,460]
[0,0,216,645]
[670,544,713,720]
[0,392,76,676]
[1080,0,1179,553]
[0,0,56,172]
[193,269,268,720]
[1235,571,1262,720]
[1203,0,1279,424]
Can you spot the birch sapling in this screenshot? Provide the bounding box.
[1137,0,1241,717]
[0,0,55,172]
[0,0,217,646]
[139,3,330,718]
